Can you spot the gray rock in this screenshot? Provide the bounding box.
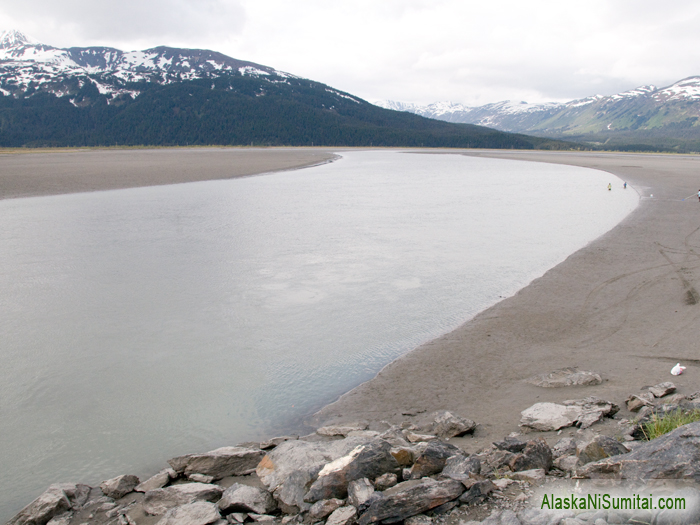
[100,475,140,500]
[525,368,602,388]
[458,480,494,506]
[508,438,552,472]
[256,438,365,494]
[425,500,458,517]
[169,447,265,480]
[404,431,439,443]
[218,484,276,515]
[347,478,375,508]
[509,469,545,483]
[553,455,578,472]
[500,509,522,525]
[577,422,700,480]
[409,441,464,479]
[227,512,249,523]
[7,483,91,525]
[404,516,433,525]
[517,508,571,525]
[326,506,357,525]
[520,403,583,431]
[649,382,677,398]
[274,470,312,513]
[247,513,275,522]
[431,411,476,438]
[373,473,398,491]
[143,483,224,516]
[308,498,344,520]
[440,455,481,481]
[190,474,216,484]
[155,501,221,525]
[493,437,528,453]
[357,478,464,525]
[304,440,400,502]
[562,397,619,429]
[576,436,629,466]
[317,423,368,437]
[626,394,654,412]
[481,510,502,525]
[136,469,175,493]
[45,514,72,525]
[551,437,577,459]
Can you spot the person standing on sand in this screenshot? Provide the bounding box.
[608,183,612,191]
[623,182,627,189]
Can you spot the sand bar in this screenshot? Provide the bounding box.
[316,150,700,449]
[0,147,338,200]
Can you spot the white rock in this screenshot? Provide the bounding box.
[326,506,357,525]
[520,403,583,431]
[155,501,220,525]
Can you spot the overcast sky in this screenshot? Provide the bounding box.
[2,0,700,106]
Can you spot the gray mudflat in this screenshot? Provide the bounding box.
[0,147,337,200]
[316,150,700,449]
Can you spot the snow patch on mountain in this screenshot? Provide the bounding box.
[0,29,298,103]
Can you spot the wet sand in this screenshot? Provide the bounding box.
[316,150,700,450]
[5,147,700,451]
[0,147,338,200]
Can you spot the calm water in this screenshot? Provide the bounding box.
[0,151,637,520]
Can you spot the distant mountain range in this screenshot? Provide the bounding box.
[376,79,700,152]
[0,30,568,149]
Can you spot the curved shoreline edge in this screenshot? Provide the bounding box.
[314,150,700,452]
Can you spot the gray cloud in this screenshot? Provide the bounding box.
[1,0,700,105]
[1,0,245,49]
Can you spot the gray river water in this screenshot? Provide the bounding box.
[0,151,638,521]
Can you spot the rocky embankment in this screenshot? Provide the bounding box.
[8,370,700,525]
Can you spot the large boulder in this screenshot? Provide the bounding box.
[525,368,602,388]
[169,446,265,480]
[577,422,700,480]
[357,478,464,525]
[100,474,140,499]
[440,455,481,481]
[218,484,276,515]
[431,411,476,439]
[508,438,552,472]
[143,483,224,516]
[7,483,90,525]
[649,382,677,398]
[303,440,400,502]
[408,441,463,479]
[576,436,629,466]
[155,501,221,525]
[519,403,582,431]
[520,397,618,431]
[135,469,176,493]
[562,397,619,429]
[255,437,369,512]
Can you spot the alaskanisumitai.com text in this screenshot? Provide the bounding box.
[541,493,686,511]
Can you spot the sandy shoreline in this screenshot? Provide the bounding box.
[5,146,700,451]
[316,150,700,450]
[0,147,338,200]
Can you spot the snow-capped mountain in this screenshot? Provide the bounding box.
[376,77,700,145]
[0,29,301,103]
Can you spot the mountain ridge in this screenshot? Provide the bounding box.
[0,29,568,149]
[376,77,700,151]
